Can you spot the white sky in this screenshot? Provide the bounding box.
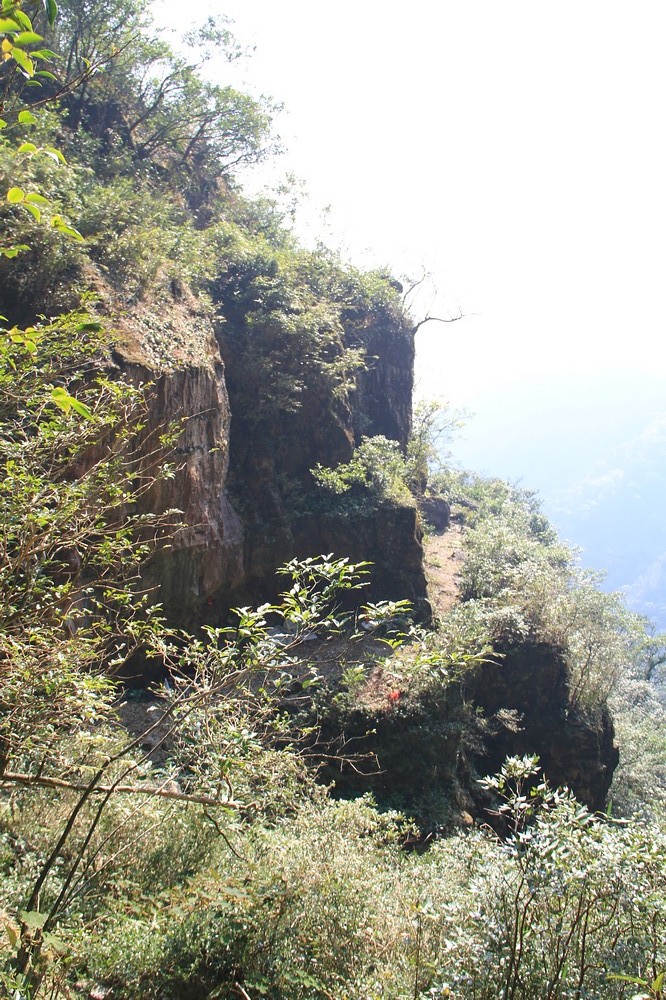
[158,0,666,406]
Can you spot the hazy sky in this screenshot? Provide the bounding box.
[159,0,666,406]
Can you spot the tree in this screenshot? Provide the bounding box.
[406,397,466,494]
[45,0,277,194]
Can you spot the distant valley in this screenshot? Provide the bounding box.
[447,371,666,629]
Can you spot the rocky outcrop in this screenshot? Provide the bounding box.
[112,278,427,626]
[418,495,451,532]
[99,282,617,818]
[313,636,617,831]
[464,639,619,812]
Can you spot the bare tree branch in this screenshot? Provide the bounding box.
[0,770,239,808]
[412,311,464,335]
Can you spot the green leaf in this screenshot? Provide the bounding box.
[42,145,66,163]
[17,109,38,124]
[22,201,41,222]
[0,16,19,31]
[31,47,58,60]
[25,192,48,204]
[12,9,32,31]
[13,31,43,46]
[42,0,58,26]
[50,386,93,419]
[50,386,72,412]
[51,216,83,240]
[11,46,35,75]
[68,396,94,419]
[1,244,30,258]
[42,931,68,954]
[17,141,37,153]
[34,69,57,79]
[6,187,24,203]
[19,910,48,929]
[0,119,7,129]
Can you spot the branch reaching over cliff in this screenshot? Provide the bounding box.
[411,310,464,335]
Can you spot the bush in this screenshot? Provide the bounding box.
[312,435,412,505]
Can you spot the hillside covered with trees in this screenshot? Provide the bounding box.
[0,2,665,998]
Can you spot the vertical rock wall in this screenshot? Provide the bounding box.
[118,281,428,625]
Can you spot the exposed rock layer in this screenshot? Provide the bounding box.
[116,281,427,626]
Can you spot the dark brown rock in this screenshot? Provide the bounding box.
[418,495,452,532]
[464,639,619,812]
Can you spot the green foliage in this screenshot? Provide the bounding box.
[0,4,664,999]
[36,762,661,1000]
[313,434,412,505]
[406,397,467,494]
[215,241,402,430]
[609,668,666,827]
[453,478,644,708]
[45,0,277,195]
[0,0,59,113]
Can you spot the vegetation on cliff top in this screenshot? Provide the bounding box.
[0,1,665,997]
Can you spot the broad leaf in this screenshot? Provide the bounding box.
[22,201,41,222]
[13,31,43,46]
[42,0,58,26]
[11,46,35,75]
[19,910,48,929]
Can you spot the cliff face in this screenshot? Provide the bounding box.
[115,278,427,627]
[315,637,617,831]
[112,280,617,818]
[463,640,619,813]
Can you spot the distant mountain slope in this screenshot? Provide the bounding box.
[450,371,666,628]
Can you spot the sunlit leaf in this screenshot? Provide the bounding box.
[23,202,41,222]
[25,192,48,205]
[51,215,83,240]
[31,47,58,59]
[13,31,43,46]
[69,397,94,419]
[43,145,66,163]
[6,187,24,203]
[50,386,93,419]
[11,46,35,75]
[17,141,37,153]
[19,910,48,929]
[18,109,38,124]
[12,9,32,31]
[1,243,30,257]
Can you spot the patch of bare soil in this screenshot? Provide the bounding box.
[424,519,465,619]
[347,521,468,713]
